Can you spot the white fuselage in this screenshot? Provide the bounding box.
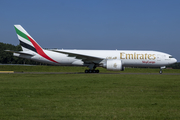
[15,49,177,68]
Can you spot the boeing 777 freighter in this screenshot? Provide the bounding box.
[5,25,177,74]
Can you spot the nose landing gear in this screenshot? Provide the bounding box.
[159,66,166,74]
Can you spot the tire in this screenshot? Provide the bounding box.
[85,70,89,73]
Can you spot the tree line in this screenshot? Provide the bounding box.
[0,42,179,68]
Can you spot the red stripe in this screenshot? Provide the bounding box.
[27,36,58,63]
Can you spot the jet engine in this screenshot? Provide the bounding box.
[103,59,124,71]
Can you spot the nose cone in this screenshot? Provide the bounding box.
[172,58,177,64]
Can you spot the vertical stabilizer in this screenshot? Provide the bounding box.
[14,25,43,53]
[14,25,58,64]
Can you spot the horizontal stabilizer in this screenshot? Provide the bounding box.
[5,50,35,56]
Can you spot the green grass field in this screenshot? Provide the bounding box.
[0,65,180,119]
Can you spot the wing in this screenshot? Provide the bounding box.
[51,50,104,64]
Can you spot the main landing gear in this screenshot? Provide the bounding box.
[85,69,99,73]
[85,64,99,73]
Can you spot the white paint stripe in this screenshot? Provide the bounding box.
[17,35,34,47]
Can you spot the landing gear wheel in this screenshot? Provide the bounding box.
[159,70,163,74]
[84,69,100,73]
[85,70,89,73]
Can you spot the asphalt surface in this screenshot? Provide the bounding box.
[11,72,180,75]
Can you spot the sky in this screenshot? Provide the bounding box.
[0,0,180,61]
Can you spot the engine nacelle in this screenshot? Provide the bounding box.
[103,59,124,71]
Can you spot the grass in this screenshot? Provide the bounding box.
[0,66,180,119]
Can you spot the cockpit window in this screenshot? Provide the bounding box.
[169,56,173,58]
